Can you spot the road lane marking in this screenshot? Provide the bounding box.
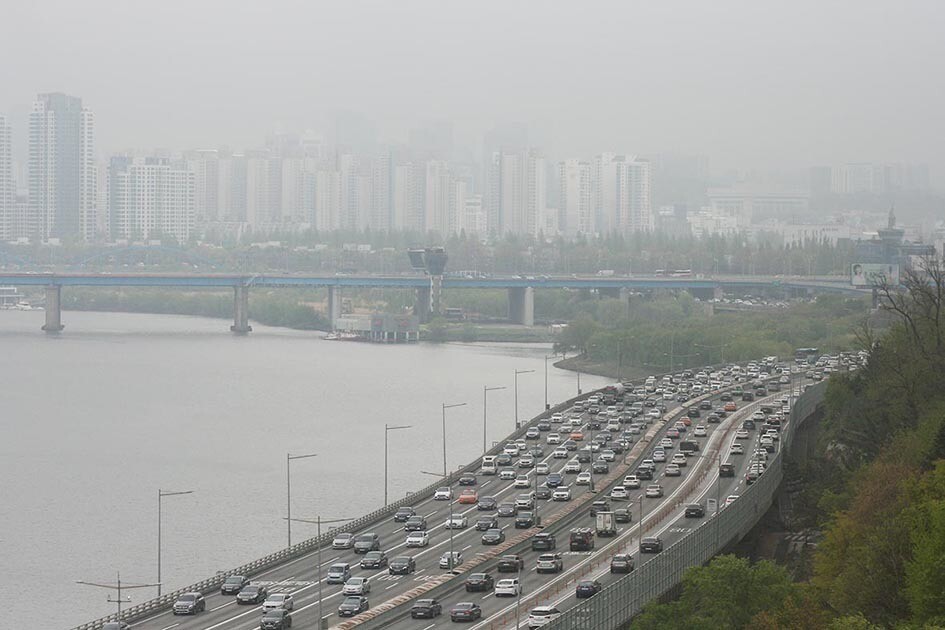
[158,625,179,630]
[210,600,234,612]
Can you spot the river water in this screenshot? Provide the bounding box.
[0,310,608,628]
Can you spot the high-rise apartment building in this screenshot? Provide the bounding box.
[107,156,195,242]
[592,153,652,234]
[29,93,97,240]
[394,162,424,232]
[424,160,451,234]
[0,116,13,240]
[557,159,592,236]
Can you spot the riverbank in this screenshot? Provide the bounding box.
[554,355,656,380]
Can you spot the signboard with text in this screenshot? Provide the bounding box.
[851,263,900,287]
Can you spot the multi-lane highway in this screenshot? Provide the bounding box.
[118,363,808,630]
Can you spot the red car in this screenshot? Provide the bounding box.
[724,402,738,412]
[458,489,479,504]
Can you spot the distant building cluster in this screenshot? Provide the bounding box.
[810,163,930,195]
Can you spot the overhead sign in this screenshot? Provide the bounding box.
[851,263,900,287]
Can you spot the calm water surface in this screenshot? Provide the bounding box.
[0,310,607,628]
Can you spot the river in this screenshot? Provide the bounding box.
[0,310,608,628]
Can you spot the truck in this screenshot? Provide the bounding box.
[595,512,617,537]
[569,527,595,551]
[602,382,626,399]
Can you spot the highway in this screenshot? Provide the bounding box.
[122,366,802,630]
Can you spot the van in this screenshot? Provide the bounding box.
[481,455,498,475]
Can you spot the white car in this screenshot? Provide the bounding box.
[342,577,370,596]
[504,444,521,456]
[623,475,641,489]
[499,469,516,480]
[729,443,744,455]
[552,486,572,501]
[444,515,468,529]
[552,447,568,459]
[664,463,681,476]
[546,433,561,445]
[514,474,531,488]
[693,425,707,437]
[439,551,463,570]
[734,429,750,440]
[576,471,592,485]
[652,450,666,463]
[724,494,739,507]
[495,578,521,597]
[610,486,628,499]
[262,593,295,611]
[434,487,452,501]
[536,462,549,475]
[645,484,663,498]
[599,449,616,462]
[527,605,562,628]
[671,453,688,466]
[766,429,780,441]
[564,459,582,473]
[405,530,430,547]
[659,438,674,449]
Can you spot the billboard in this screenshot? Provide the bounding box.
[851,263,900,287]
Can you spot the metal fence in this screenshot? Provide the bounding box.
[543,381,827,630]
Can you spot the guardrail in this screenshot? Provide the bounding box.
[541,381,827,630]
[70,386,604,629]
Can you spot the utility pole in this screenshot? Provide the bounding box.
[483,386,506,454]
[77,573,159,620]
[157,489,193,597]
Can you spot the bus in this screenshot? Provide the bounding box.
[670,269,693,277]
[794,347,819,363]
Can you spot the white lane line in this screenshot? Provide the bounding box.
[462,545,472,551]
[210,600,234,612]
[386,582,399,590]
[201,576,295,630]
[422,624,436,630]
[158,624,179,630]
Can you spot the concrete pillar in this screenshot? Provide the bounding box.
[327,286,342,329]
[415,285,432,323]
[430,275,443,319]
[42,285,64,333]
[231,286,252,334]
[508,287,535,326]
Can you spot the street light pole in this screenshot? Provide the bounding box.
[544,354,554,410]
[286,452,317,547]
[77,573,159,619]
[285,515,353,630]
[514,368,535,429]
[384,424,412,506]
[483,386,506,454]
[157,489,193,597]
[442,402,467,477]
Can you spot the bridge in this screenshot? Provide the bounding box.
[0,272,859,333]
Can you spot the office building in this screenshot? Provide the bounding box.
[0,116,13,240]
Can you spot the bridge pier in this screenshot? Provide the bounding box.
[42,285,64,333]
[415,285,432,323]
[508,287,534,326]
[327,286,342,329]
[230,286,252,334]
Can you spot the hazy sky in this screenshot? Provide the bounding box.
[2,0,943,177]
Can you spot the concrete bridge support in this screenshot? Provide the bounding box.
[230,286,252,334]
[327,286,343,329]
[415,285,432,323]
[690,286,724,301]
[508,287,535,326]
[42,285,64,333]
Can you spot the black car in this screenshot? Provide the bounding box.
[478,496,498,511]
[389,556,416,575]
[706,413,721,424]
[687,408,701,418]
[636,466,653,480]
[592,461,610,474]
[576,449,592,463]
[529,446,544,458]
[394,506,415,522]
[497,502,518,517]
[496,453,513,466]
[451,602,483,622]
[589,500,610,517]
[237,585,268,605]
[221,574,250,595]
[465,573,495,592]
[458,473,477,486]
[515,511,535,528]
[476,515,499,531]
[614,508,632,523]
[360,551,388,569]
[641,537,663,553]
[719,462,735,477]
[338,596,369,617]
[743,419,756,430]
[535,485,553,500]
[173,592,206,615]
[742,391,755,401]
[404,516,427,531]
[537,420,551,431]
[497,554,524,572]
[531,532,556,551]
[410,599,442,619]
[575,579,603,598]
[685,503,706,518]
[720,393,733,401]
[546,473,564,488]
[481,528,506,545]
[260,609,292,630]
[610,553,634,573]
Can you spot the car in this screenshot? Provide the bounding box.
[496,453,514,466]
[687,408,701,418]
[719,462,736,477]
[652,449,666,462]
[552,446,568,458]
[570,430,585,441]
[360,550,388,569]
[666,428,680,439]
[610,485,628,500]
[526,427,540,439]
[659,437,674,449]
[575,579,603,598]
[564,439,579,451]
[735,429,750,440]
[326,563,351,584]
[589,500,611,516]
[221,574,250,595]
[614,507,632,523]
[610,553,635,573]
[576,471,592,485]
[577,448,592,463]
[724,401,738,412]
[623,474,641,489]
[641,536,663,553]
[450,602,483,621]
[455,472,477,486]
[636,466,654,480]
[495,577,523,596]
[445,514,469,529]
[478,495,498,511]
[440,551,463,570]
[730,443,744,455]
[536,462,550,475]
[498,502,518,517]
[514,474,531,488]
[353,533,380,553]
[389,555,416,575]
[482,528,506,547]
[672,452,688,466]
[457,489,479,505]
[645,484,663,498]
[552,486,572,501]
[592,460,610,474]
[547,433,562,444]
[546,473,564,487]
[237,585,269,605]
[405,530,430,547]
[504,444,521,456]
[173,592,206,615]
[531,532,556,550]
[537,420,552,431]
[519,456,535,468]
[410,598,443,619]
[404,515,427,531]
[260,609,293,630]
[725,494,739,507]
[476,513,499,530]
[665,463,681,476]
[746,469,760,484]
[600,449,617,462]
[564,459,582,473]
[693,425,707,437]
[332,532,356,548]
[527,605,562,628]
[497,554,525,572]
[499,469,516,480]
[338,596,369,617]
[685,503,706,518]
[465,572,495,592]
[434,486,453,501]
[535,553,564,573]
[515,511,535,528]
[343,577,371,596]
